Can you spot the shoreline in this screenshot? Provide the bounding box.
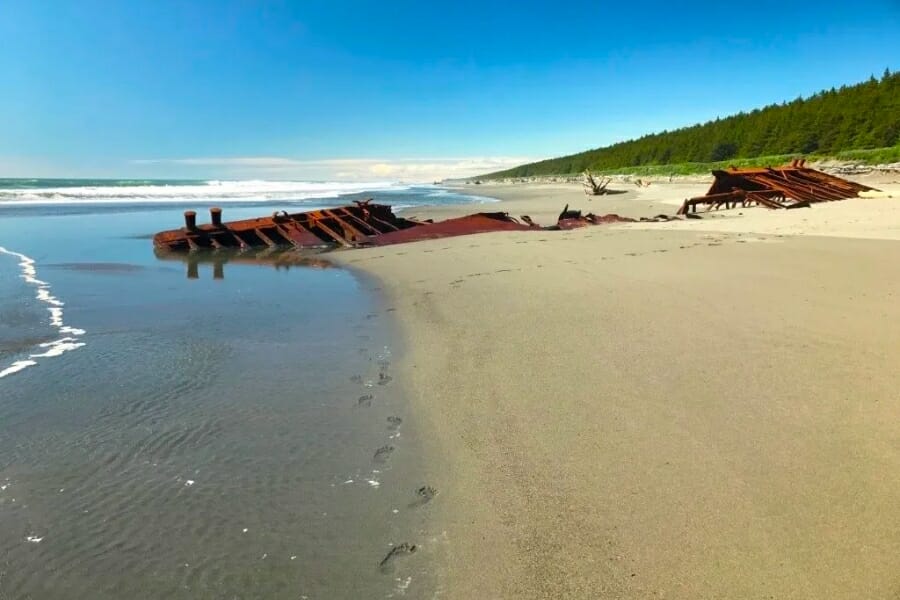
[333,180,900,598]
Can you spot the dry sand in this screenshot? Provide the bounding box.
[335,179,900,599]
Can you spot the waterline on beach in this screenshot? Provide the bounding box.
[0,246,86,379]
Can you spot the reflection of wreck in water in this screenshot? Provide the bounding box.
[154,247,335,280]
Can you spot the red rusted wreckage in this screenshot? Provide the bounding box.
[152,201,641,252]
[677,159,876,215]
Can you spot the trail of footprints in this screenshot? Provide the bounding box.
[349,311,437,576]
[441,233,759,289]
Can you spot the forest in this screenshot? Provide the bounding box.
[485,70,900,178]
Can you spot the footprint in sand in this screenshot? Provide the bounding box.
[379,543,417,574]
[373,445,395,464]
[377,372,393,386]
[357,394,374,408]
[387,416,403,431]
[408,485,438,508]
[350,374,364,384]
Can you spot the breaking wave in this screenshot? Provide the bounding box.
[0,180,409,206]
[0,247,86,379]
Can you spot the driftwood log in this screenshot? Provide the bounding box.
[583,170,611,196]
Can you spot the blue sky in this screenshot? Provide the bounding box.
[1,0,898,180]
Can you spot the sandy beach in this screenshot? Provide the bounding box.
[336,177,900,598]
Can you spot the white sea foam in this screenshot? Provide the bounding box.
[0,180,409,206]
[0,247,87,379]
[395,576,413,595]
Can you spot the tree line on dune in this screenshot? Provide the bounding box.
[487,70,900,178]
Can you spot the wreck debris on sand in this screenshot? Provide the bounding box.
[677,159,876,215]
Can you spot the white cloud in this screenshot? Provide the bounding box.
[129,156,537,182]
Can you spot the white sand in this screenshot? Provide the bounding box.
[334,179,900,599]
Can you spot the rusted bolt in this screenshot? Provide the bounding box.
[184,210,197,230]
[210,207,223,227]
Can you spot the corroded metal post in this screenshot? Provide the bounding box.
[184,210,197,230]
[210,207,223,227]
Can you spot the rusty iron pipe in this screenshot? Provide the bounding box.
[184,210,197,230]
[210,207,223,227]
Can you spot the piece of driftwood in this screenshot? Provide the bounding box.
[583,170,611,196]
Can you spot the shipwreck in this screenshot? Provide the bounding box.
[677,159,876,214]
[152,201,638,253]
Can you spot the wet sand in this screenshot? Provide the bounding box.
[0,205,436,599]
[334,179,900,599]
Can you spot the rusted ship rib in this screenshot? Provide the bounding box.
[152,200,636,252]
[677,159,876,215]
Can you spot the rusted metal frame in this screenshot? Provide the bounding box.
[749,174,819,202]
[278,219,334,248]
[306,216,353,247]
[355,209,403,232]
[778,177,846,201]
[678,191,742,214]
[800,169,871,193]
[769,169,860,201]
[332,207,385,235]
[759,173,836,202]
[229,231,253,249]
[271,220,319,248]
[744,191,784,209]
[252,228,278,247]
[771,170,851,200]
[322,209,373,241]
[786,170,865,198]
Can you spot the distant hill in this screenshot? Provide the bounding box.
[483,70,900,178]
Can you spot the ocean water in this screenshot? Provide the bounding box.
[0,180,479,599]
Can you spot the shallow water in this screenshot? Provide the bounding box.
[0,187,463,599]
